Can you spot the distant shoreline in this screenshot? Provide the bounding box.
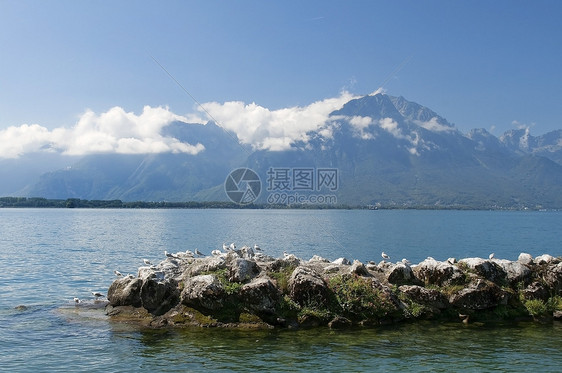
[0,197,556,211]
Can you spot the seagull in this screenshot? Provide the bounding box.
[211,249,221,256]
[401,258,411,265]
[254,244,262,251]
[114,270,123,277]
[185,250,194,257]
[195,248,204,257]
[381,252,390,260]
[489,253,495,260]
[92,292,104,298]
[222,243,229,251]
[143,259,152,266]
[164,250,176,259]
[73,297,81,304]
[229,243,236,250]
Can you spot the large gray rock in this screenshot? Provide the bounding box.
[332,257,350,265]
[240,278,280,315]
[387,263,415,285]
[181,274,225,311]
[543,262,562,295]
[183,256,226,277]
[288,266,330,306]
[449,281,509,310]
[492,259,532,285]
[107,276,142,308]
[521,281,550,301]
[349,260,370,276]
[399,285,449,310]
[227,257,260,283]
[413,258,464,286]
[459,258,507,284]
[140,275,179,315]
[535,254,557,265]
[309,255,330,263]
[517,253,533,266]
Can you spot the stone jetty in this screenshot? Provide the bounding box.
[106,248,562,328]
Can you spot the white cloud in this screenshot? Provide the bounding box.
[348,115,375,140]
[199,91,358,150]
[0,106,204,159]
[0,90,360,158]
[415,117,455,132]
[378,117,404,138]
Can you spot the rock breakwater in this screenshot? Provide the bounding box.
[106,248,562,328]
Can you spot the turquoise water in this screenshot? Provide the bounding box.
[1,209,561,371]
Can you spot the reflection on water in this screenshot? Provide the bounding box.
[106,319,562,372]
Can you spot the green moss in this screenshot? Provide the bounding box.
[547,295,562,312]
[171,306,218,325]
[278,294,300,319]
[426,283,465,297]
[524,299,548,317]
[201,268,242,295]
[298,306,332,323]
[404,301,428,318]
[328,274,394,320]
[269,265,297,294]
[238,312,263,323]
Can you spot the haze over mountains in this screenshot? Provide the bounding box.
[2,93,562,208]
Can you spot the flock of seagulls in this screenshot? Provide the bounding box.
[379,251,496,266]
[139,242,263,269]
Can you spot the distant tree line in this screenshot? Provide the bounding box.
[0,196,538,210]
[0,197,354,209]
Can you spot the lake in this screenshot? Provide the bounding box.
[0,208,561,371]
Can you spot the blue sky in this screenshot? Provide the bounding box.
[1,0,561,148]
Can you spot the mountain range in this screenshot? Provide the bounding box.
[3,93,562,209]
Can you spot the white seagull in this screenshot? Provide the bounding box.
[92,292,104,298]
[254,244,262,251]
[489,253,495,260]
[222,243,229,251]
[381,252,390,260]
[401,258,411,265]
[143,259,152,266]
[195,248,204,257]
[73,297,81,304]
[114,270,123,277]
[211,249,221,256]
[164,250,176,259]
[229,243,236,250]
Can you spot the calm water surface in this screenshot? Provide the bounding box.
[0,209,561,371]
